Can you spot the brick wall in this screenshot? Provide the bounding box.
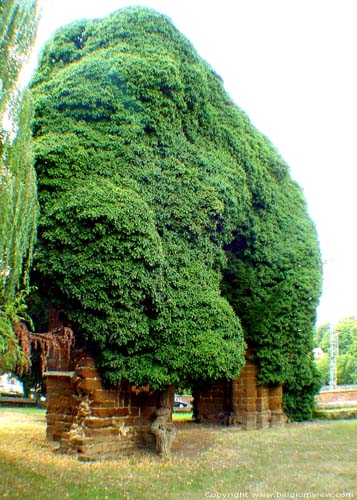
[44,322,287,459]
[194,360,287,429]
[315,387,357,407]
[46,349,174,460]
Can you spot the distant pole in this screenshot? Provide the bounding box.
[329,326,338,389]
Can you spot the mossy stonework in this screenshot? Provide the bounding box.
[31,6,322,433]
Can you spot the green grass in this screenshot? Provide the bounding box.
[0,406,46,416]
[172,411,193,421]
[313,407,357,420]
[0,409,356,500]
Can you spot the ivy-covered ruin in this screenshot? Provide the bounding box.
[29,7,322,454]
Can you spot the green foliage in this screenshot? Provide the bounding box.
[0,0,39,141]
[282,357,322,421]
[221,149,322,417]
[314,323,330,352]
[31,7,321,415]
[315,353,329,385]
[314,317,357,385]
[0,91,38,304]
[0,290,29,370]
[335,317,357,357]
[337,354,357,385]
[0,0,39,372]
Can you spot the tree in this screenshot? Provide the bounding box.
[0,0,39,143]
[335,317,357,355]
[314,317,357,385]
[314,322,330,349]
[335,317,357,384]
[315,353,329,385]
[0,0,39,371]
[30,7,322,419]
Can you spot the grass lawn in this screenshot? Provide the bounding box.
[0,406,46,416]
[172,411,193,422]
[0,409,356,500]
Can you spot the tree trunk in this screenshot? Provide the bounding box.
[151,407,176,456]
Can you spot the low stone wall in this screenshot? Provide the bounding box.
[46,350,174,460]
[194,360,287,429]
[315,386,357,408]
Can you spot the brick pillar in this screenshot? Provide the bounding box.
[256,385,271,429]
[232,360,258,429]
[46,372,77,443]
[269,385,287,427]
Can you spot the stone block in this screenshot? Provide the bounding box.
[83,425,131,438]
[76,367,101,379]
[270,409,287,426]
[256,409,271,429]
[257,385,270,397]
[92,389,117,404]
[91,407,129,418]
[85,417,115,429]
[76,438,139,460]
[241,413,257,430]
[78,377,103,393]
[269,385,283,411]
[76,356,97,369]
[129,406,140,417]
[240,396,257,411]
[256,398,269,411]
[241,361,257,374]
[244,385,258,398]
[256,387,270,411]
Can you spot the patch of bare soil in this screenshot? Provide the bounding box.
[171,421,222,457]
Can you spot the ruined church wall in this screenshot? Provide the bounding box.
[46,350,174,460]
[194,360,287,429]
[44,329,287,460]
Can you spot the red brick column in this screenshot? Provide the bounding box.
[256,385,271,429]
[46,372,77,442]
[269,385,286,426]
[232,360,258,429]
[194,360,287,429]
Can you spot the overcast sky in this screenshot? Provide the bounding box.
[28,0,357,326]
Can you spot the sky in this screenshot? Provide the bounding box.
[26,0,357,326]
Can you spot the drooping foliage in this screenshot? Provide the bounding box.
[0,0,38,140]
[31,7,322,418]
[0,0,39,371]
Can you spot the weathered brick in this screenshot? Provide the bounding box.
[92,389,117,404]
[269,386,283,410]
[76,367,101,379]
[78,377,103,393]
[91,407,129,418]
[76,356,97,368]
[85,417,115,429]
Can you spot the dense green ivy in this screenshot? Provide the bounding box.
[31,7,322,418]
